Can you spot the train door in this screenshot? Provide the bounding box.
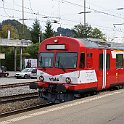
[116,53,123,83]
[98,49,110,90]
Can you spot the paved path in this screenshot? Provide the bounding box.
[0,71,36,85]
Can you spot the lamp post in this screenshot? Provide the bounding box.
[39,32,41,44]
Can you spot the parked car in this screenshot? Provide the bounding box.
[0,71,9,77]
[0,66,9,77]
[15,68,37,79]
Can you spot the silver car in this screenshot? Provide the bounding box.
[15,68,37,79]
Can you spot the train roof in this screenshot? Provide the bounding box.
[78,38,124,50]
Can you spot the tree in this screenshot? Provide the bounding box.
[31,19,41,43]
[26,43,39,58]
[55,27,74,37]
[73,23,106,40]
[91,28,106,40]
[73,23,92,38]
[0,24,19,39]
[2,19,31,40]
[44,20,54,39]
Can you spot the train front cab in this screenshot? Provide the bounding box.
[35,36,87,103]
[30,37,98,103]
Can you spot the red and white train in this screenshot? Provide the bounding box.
[30,36,124,103]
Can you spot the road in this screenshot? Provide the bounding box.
[1,89,124,124]
[0,71,36,85]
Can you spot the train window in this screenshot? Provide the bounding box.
[106,54,110,70]
[39,52,54,68]
[99,54,103,70]
[80,53,85,68]
[116,54,123,68]
[55,52,77,68]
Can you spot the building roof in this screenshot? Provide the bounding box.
[0,38,32,47]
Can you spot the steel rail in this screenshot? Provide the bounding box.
[0,102,52,118]
[0,92,38,104]
[0,81,36,89]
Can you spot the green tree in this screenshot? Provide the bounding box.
[0,24,19,39]
[31,19,41,43]
[26,43,39,58]
[91,28,106,40]
[2,19,31,40]
[73,23,92,38]
[44,20,54,39]
[73,23,106,40]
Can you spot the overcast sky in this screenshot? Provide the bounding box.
[0,0,124,42]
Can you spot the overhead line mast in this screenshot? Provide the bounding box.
[22,0,24,34]
[84,0,86,26]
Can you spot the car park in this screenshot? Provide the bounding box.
[15,68,37,79]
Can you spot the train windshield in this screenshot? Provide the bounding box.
[55,52,77,68]
[39,52,54,67]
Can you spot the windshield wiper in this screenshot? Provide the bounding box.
[39,58,46,70]
[57,58,66,72]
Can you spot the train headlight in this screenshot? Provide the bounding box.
[39,76,44,82]
[65,77,71,84]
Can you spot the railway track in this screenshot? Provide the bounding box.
[0,92,47,117]
[0,82,34,89]
[0,81,43,117]
[0,101,51,117]
[0,92,38,104]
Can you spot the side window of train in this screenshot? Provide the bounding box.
[87,53,93,68]
[80,53,85,68]
[106,54,110,70]
[99,54,103,70]
[116,54,123,68]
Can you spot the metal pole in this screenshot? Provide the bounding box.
[22,0,24,35]
[84,0,86,26]
[20,47,22,70]
[39,33,40,43]
[21,0,24,70]
[14,47,17,71]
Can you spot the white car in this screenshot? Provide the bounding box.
[15,68,37,79]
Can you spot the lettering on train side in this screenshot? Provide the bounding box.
[49,77,59,81]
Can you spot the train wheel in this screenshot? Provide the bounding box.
[118,85,123,89]
[90,91,97,96]
[4,73,9,77]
